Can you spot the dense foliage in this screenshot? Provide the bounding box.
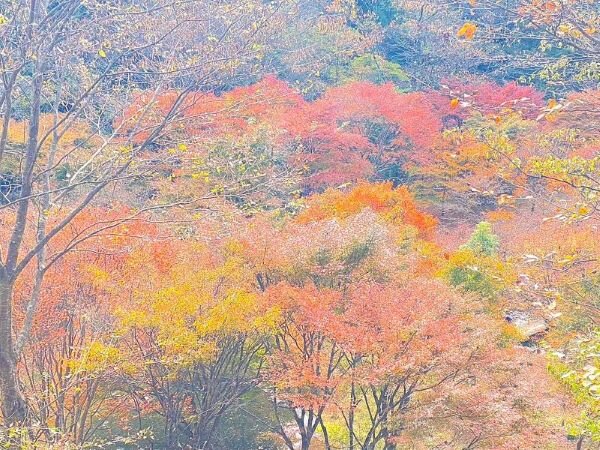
[1,0,599,449]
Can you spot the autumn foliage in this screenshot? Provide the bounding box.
[3,64,599,450]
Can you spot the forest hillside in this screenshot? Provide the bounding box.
[0,1,599,448]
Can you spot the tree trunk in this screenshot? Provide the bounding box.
[0,8,42,423]
[295,409,316,450]
[319,416,331,450]
[301,432,311,450]
[0,274,27,424]
[384,441,397,450]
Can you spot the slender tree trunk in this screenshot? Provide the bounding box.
[319,416,331,450]
[295,410,315,450]
[0,77,14,166]
[15,77,62,358]
[0,8,43,420]
[0,272,27,423]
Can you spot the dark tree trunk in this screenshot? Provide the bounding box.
[301,433,311,450]
[0,274,27,424]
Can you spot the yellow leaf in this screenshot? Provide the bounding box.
[547,98,558,109]
[578,205,590,216]
[458,22,477,40]
[450,98,460,109]
[98,49,107,58]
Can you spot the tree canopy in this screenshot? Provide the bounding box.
[0,0,599,449]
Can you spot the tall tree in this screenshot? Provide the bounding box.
[0,0,301,423]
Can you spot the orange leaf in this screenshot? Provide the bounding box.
[457,22,477,40]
